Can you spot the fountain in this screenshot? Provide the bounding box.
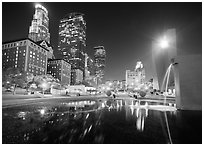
[162,64,173,105]
[161,61,177,144]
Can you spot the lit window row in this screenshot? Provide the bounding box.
[2,41,27,49]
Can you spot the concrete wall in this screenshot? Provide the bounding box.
[174,55,202,110]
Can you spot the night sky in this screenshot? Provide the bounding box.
[2,2,202,81]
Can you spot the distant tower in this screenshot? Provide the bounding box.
[135,61,145,85]
[58,12,86,84]
[28,4,50,43]
[126,61,145,89]
[94,46,106,85]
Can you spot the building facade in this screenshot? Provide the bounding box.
[71,69,83,85]
[2,38,49,75]
[126,61,145,89]
[119,80,126,90]
[28,4,50,43]
[94,46,106,85]
[36,40,54,59]
[85,53,95,79]
[47,59,71,85]
[85,53,90,79]
[58,12,86,83]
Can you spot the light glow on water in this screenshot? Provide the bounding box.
[40,109,45,115]
[129,104,176,112]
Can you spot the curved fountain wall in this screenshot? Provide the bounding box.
[173,55,202,110]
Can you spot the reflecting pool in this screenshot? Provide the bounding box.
[2,98,201,144]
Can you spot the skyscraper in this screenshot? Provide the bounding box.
[94,46,106,85]
[58,12,86,84]
[28,4,54,59]
[28,4,50,43]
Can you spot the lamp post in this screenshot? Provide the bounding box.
[41,82,47,95]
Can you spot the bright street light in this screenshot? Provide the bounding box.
[109,82,112,86]
[40,109,45,115]
[41,82,48,95]
[41,82,47,89]
[159,36,169,49]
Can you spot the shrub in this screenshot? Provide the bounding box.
[139,90,146,97]
[106,90,112,97]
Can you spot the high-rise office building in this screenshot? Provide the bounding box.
[28,4,50,43]
[94,46,106,85]
[58,12,86,84]
[28,4,54,59]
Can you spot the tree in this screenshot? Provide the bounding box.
[2,68,35,94]
[32,74,58,94]
[17,71,34,92]
[2,68,22,95]
[75,80,92,87]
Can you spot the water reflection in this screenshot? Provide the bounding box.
[17,111,28,120]
[123,101,149,132]
[105,99,176,133]
[3,99,106,144]
[3,98,200,144]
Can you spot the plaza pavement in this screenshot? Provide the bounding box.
[2,92,175,108]
[2,93,108,108]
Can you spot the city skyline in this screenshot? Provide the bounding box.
[2,2,202,81]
